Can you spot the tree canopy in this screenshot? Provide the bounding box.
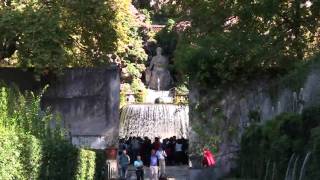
[174,0,320,87]
[0,0,146,73]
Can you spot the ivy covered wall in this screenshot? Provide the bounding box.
[188,58,320,178]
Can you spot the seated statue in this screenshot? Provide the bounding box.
[145,47,172,90]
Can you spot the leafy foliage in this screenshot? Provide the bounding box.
[174,0,320,88]
[156,18,178,56]
[0,128,33,180]
[0,85,103,179]
[235,106,320,179]
[75,149,96,180]
[190,106,227,157]
[137,0,183,24]
[0,1,114,69]
[0,0,147,74]
[131,78,146,103]
[309,126,320,178]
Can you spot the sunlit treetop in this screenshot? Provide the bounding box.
[0,0,146,73]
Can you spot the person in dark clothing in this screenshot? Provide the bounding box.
[119,136,190,167]
[152,137,161,151]
[118,150,130,179]
[141,137,152,166]
[182,138,189,164]
[165,138,174,165]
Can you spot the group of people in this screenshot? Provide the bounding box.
[117,136,189,179]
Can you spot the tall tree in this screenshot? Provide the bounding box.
[174,0,320,87]
[0,0,146,73]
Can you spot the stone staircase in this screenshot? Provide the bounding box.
[126,165,188,180]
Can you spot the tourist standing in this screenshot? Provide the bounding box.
[150,150,159,180]
[131,137,140,162]
[134,155,144,180]
[182,138,189,164]
[166,138,174,165]
[156,147,167,177]
[202,148,215,167]
[119,150,130,179]
[119,139,127,151]
[141,137,152,166]
[153,137,161,151]
[175,139,183,165]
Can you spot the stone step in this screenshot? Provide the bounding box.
[126,165,188,180]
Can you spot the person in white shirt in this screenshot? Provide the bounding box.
[156,147,167,177]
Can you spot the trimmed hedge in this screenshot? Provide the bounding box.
[0,86,105,179]
[75,149,96,180]
[0,128,103,180]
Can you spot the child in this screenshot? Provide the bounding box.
[134,155,144,180]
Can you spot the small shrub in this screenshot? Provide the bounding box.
[40,139,78,179]
[0,128,23,180]
[0,128,42,180]
[94,150,107,180]
[19,133,42,180]
[75,149,96,180]
[131,78,146,103]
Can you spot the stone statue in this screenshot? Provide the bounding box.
[145,47,172,90]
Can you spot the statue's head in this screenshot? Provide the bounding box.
[156,47,162,55]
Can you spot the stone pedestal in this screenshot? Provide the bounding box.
[105,160,118,180]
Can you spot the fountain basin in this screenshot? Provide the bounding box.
[145,89,173,103]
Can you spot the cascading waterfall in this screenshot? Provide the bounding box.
[285,154,295,180]
[299,152,311,180]
[119,104,189,139]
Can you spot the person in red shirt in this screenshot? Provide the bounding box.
[202,148,216,167]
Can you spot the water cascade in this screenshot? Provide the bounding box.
[285,154,295,180]
[119,104,189,139]
[299,152,311,180]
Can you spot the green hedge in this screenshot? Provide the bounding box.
[0,131,102,180]
[0,86,105,180]
[233,106,320,179]
[0,128,24,180]
[0,128,42,180]
[39,138,78,179]
[94,150,107,180]
[20,132,42,180]
[75,149,96,180]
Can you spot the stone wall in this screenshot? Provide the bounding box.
[0,67,120,149]
[189,65,320,178]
